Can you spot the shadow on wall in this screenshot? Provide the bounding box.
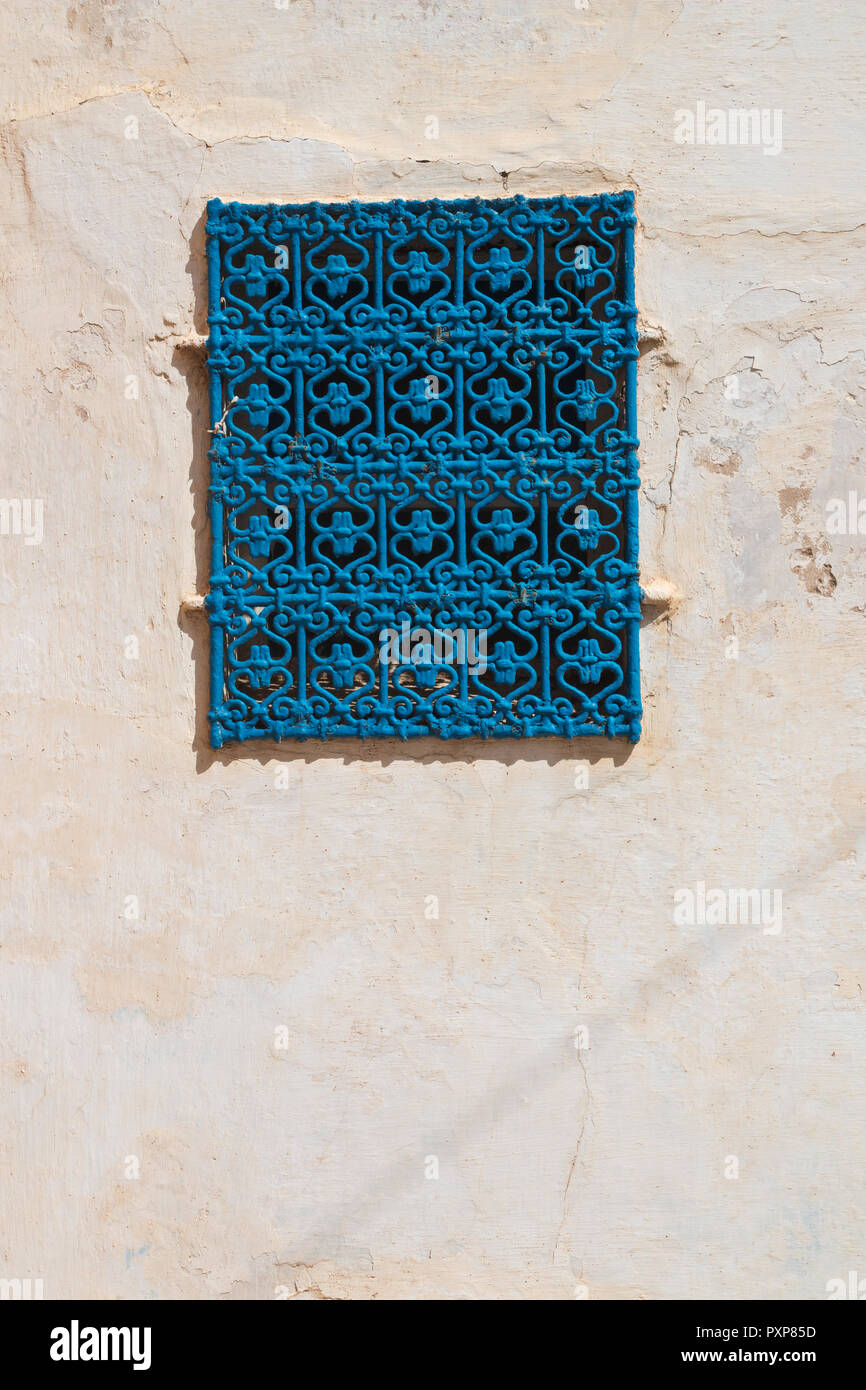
[174,206,640,776]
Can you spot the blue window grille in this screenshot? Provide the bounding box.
[205,193,641,745]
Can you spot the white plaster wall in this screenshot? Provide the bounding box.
[1,0,864,1300]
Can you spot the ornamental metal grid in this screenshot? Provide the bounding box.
[205,192,641,745]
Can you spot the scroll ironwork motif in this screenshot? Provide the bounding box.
[205,193,641,744]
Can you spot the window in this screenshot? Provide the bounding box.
[205,192,641,745]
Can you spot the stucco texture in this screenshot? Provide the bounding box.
[1,0,864,1300]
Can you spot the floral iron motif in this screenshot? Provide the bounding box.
[205,193,641,744]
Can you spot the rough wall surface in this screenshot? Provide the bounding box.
[1,1,864,1300]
